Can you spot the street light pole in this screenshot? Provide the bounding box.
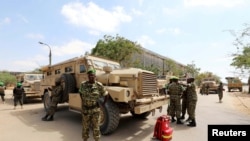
[38,41,52,66]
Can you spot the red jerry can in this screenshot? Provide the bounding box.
[153,115,173,141]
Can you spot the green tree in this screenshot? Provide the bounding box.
[91,34,142,67]
[196,72,221,86]
[164,59,183,76]
[230,24,250,75]
[185,62,201,78]
[0,72,17,86]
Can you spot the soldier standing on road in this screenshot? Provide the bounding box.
[165,78,173,116]
[0,82,5,104]
[186,77,197,127]
[168,76,183,124]
[217,82,224,103]
[13,82,24,109]
[79,68,108,141]
[180,86,188,120]
[42,77,63,121]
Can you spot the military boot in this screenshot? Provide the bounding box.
[47,115,54,121]
[187,119,196,127]
[176,118,183,124]
[171,116,176,122]
[41,114,49,121]
[180,115,185,120]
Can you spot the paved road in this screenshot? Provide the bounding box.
[0,88,250,141]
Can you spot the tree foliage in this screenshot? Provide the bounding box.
[230,24,250,74]
[196,72,221,86]
[0,72,17,86]
[91,34,142,67]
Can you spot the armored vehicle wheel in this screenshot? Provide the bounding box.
[100,98,120,135]
[130,111,151,119]
[60,74,76,102]
[43,91,51,112]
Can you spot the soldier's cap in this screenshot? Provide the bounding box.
[17,82,22,87]
[87,68,96,74]
[0,82,3,86]
[170,76,179,80]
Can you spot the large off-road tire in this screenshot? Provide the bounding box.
[130,111,151,119]
[100,98,120,135]
[60,74,76,102]
[43,91,51,112]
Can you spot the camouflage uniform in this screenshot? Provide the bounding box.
[181,88,188,119]
[47,84,63,115]
[79,80,107,141]
[168,79,183,124]
[42,78,63,121]
[186,78,197,127]
[217,82,223,103]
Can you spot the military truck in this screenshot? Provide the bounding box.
[225,77,243,92]
[39,55,169,135]
[16,73,43,103]
[200,77,219,94]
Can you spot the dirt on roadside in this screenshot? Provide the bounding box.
[228,92,250,116]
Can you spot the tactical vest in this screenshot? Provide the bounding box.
[15,87,23,95]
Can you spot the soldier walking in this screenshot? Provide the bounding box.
[79,68,109,141]
[217,82,224,103]
[41,77,63,121]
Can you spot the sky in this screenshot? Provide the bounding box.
[1,0,250,83]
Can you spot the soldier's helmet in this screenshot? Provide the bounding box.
[87,68,96,74]
[17,82,22,87]
[0,81,3,86]
[170,76,179,80]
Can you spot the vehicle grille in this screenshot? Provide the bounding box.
[138,72,158,97]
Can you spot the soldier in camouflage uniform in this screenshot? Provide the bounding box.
[180,86,188,120]
[168,76,183,124]
[217,82,224,103]
[42,77,63,121]
[186,77,197,127]
[79,68,108,141]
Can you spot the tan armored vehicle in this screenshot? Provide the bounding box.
[16,73,43,103]
[39,55,169,135]
[225,77,243,92]
[200,77,219,94]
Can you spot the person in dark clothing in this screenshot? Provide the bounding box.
[13,82,24,109]
[42,77,63,121]
[217,82,224,103]
[0,82,5,103]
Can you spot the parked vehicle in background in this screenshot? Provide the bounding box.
[16,73,43,103]
[200,77,219,94]
[225,77,243,92]
[39,55,169,135]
